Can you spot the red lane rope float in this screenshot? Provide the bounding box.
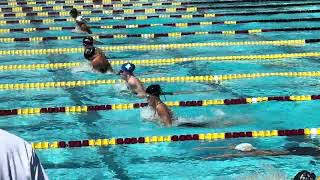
[2,9,320,25]
[0,94,319,117]
[2,27,320,42]
[31,128,319,149]
[3,17,320,33]
[0,2,318,18]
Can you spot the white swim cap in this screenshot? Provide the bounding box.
[76,16,86,23]
[234,143,256,152]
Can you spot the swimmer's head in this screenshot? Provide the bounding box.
[84,47,95,60]
[146,84,162,97]
[118,63,135,75]
[293,170,316,180]
[83,36,94,47]
[70,8,79,18]
[234,143,256,152]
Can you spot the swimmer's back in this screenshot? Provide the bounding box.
[91,48,112,73]
[0,129,48,180]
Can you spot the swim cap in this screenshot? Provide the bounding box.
[234,143,256,152]
[84,47,95,60]
[76,16,86,23]
[121,63,135,73]
[293,170,316,180]
[83,36,94,46]
[69,8,78,18]
[146,84,162,97]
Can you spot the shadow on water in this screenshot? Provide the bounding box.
[47,53,130,179]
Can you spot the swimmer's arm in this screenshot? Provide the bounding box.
[203,153,245,160]
[194,145,235,151]
[80,24,92,34]
[128,82,147,98]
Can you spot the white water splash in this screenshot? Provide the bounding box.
[140,106,157,122]
[71,62,92,73]
[237,165,288,180]
[113,82,128,91]
[213,109,226,117]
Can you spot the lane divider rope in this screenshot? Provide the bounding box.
[2,27,320,42]
[31,128,320,149]
[0,0,302,6]
[2,17,320,33]
[0,51,319,71]
[1,71,320,90]
[3,0,148,4]
[0,2,318,18]
[0,52,319,69]
[0,1,213,13]
[1,9,320,25]
[1,94,319,117]
[0,39,308,56]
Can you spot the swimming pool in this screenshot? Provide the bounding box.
[1,0,320,179]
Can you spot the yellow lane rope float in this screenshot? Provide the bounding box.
[0,1,227,13]
[0,2,318,18]
[1,27,320,43]
[1,9,319,25]
[2,0,149,5]
[0,0,295,6]
[0,51,318,71]
[0,71,320,90]
[0,39,307,56]
[2,18,320,34]
[30,127,320,149]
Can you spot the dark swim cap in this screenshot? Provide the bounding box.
[293,170,316,180]
[70,8,78,17]
[83,36,94,46]
[121,63,135,73]
[146,84,162,97]
[84,47,95,60]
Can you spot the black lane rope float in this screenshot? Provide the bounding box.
[3,27,320,42]
[1,2,319,18]
[0,0,311,6]
[2,17,320,33]
[2,9,320,25]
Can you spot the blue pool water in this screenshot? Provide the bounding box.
[1,0,320,179]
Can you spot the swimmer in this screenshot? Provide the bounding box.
[293,170,316,180]
[84,46,113,73]
[69,8,92,34]
[197,143,320,160]
[118,63,147,98]
[82,36,104,48]
[0,129,48,179]
[146,84,174,126]
[83,36,94,48]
